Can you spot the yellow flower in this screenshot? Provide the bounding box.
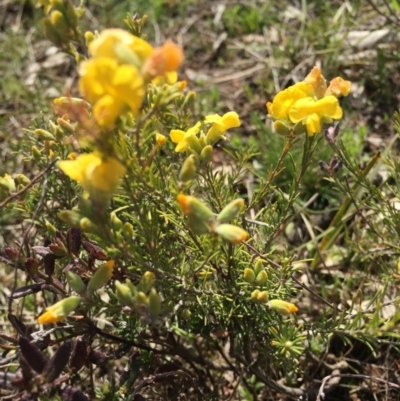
[79,58,145,126]
[266,82,313,120]
[170,122,201,152]
[155,133,167,146]
[268,299,298,315]
[205,111,241,144]
[38,296,81,324]
[288,96,342,136]
[266,69,348,136]
[89,28,153,67]
[325,77,351,97]
[58,153,126,195]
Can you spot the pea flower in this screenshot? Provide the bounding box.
[205,111,241,144]
[79,29,183,126]
[58,153,126,196]
[170,122,202,152]
[266,67,351,136]
[288,96,342,135]
[79,58,145,127]
[37,296,81,324]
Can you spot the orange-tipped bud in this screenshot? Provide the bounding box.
[268,299,298,315]
[214,224,249,244]
[87,260,114,294]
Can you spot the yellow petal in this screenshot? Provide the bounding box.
[89,28,153,64]
[38,311,64,324]
[58,153,100,183]
[175,139,189,152]
[90,158,126,192]
[289,96,342,123]
[221,112,241,129]
[93,95,125,127]
[268,83,313,119]
[305,114,321,136]
[170,129,185,144]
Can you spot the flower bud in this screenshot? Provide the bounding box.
[58,210,81,227]
[66,271,86,295]
[136,291,148,305]
[110,212,123,231]
[32,146,42,162]
[84,31,95,47]
[214,224,249,244]
[87,260,114,294]
[177,194,214,235]
[217,198,245,224]
[115,280,135,307]
[177,194,214,220]
[138,271,155,293]
[38,296,81,324]
[251,289,260,300]
[255,270,268,285]
[0,174,16,193]
[42,18,63,46]
[148,288,161,317]
[200,145,213,163]
[80,217,98,234]
[56,117,75,134]
[256,291,269,304]
[34,129,55,141]
[181,308,191,320]
[45,221,57,237]
[49,243,68,257]
[185,134,203,155]
[273,121,290,136]
[179,155,197,182]
[15,174,30,186]
[268,299,298,315]
[122,222,135,240]
[253,258,264,275]
[64,0,79,27]
[293,121,306,136]
[243,268,255,284]
[50,10,69,36]
[181,91,196,109]
[156,133,167,146]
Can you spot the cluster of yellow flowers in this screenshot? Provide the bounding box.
[80,29,183,127]
[56,29,183,201]
[171,111,241,153]
[267,67,351,136]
